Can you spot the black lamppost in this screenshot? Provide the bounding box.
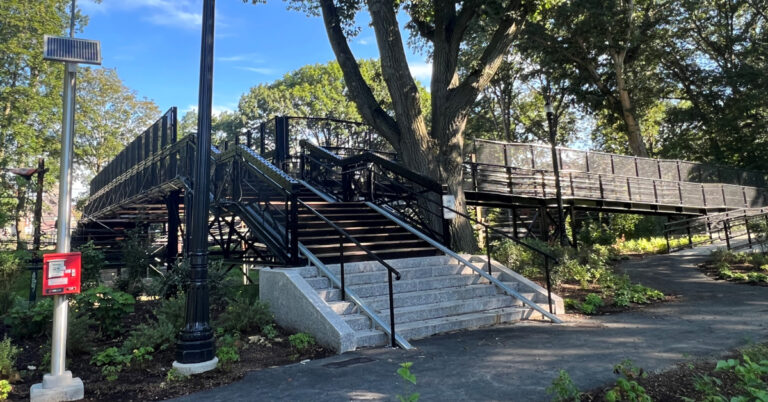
[173,0,217,373]
[545,91,568,247]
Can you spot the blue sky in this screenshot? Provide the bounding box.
[79,0,432,116]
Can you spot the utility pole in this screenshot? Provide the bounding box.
[173,0,218,375]
[545,86,568,247]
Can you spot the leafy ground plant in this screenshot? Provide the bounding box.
[91,347,132,381]
[605,360,651,402]
[74,286,135,337]
[547,369,580,402]
[396,362,419,402]
[288,333,316,353]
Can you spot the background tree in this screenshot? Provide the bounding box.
[75,67,160,183]
[247,0,535,251]
[658,0,768,170]
[519,0,672,157]
[237,59,427,150]
[0,0,89,245]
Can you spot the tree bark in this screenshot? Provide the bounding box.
[613,52,649,157]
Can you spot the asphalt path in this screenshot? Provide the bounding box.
[175,241,768,401]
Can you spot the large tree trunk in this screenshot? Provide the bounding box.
[613,49,649,157]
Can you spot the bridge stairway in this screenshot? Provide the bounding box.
[273,255,558,349]
[297,200,440,264]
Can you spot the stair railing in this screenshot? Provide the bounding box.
[662,208,768,253]
[367,179,560,314]
[297,200,404,348]
[299,140,450,246]
[216,145,301,265]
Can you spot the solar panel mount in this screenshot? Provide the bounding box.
[43,35,102,65]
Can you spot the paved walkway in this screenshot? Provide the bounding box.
[176,242,768,401]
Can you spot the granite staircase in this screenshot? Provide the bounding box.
[295,255,559,349]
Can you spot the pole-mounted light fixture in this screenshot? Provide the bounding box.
[32,1,100,400]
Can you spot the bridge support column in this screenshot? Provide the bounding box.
[165,191,181,292]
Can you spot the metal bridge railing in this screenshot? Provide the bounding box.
[471,139,768,188]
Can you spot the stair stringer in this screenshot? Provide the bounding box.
[259,267,357,353]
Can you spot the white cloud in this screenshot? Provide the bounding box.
[218,53,262,63]
[83,0,210,30]
[408,62,432,83]
[357,36,374,45]
[183,104,236,116]
[235,66,275,74]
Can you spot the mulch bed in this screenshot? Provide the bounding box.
[3,299,332,401]
[583,345,766,401]
[698,261,768,287]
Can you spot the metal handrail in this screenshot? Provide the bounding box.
[297,199,402,347]
[376,177,559,313]
[367,202,562,323]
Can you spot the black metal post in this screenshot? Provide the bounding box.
[545,258,553,314]
[30,159,45,302]
[485,226,492,275]
[176,0,216,366]
[725,220,732,250]
[387,271,396,347]
[339,234,345,301]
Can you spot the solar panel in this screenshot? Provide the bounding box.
[43,35,102,65]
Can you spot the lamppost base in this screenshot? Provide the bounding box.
[172,357,218,375]
[30,371,83,402]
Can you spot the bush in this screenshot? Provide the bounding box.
[288,332,316,353]
[547,369,580,402]
[117,228,152,295]
[73,286,135,337]
[579,293,604,315]
[78,241,106,290]
[67,313,96,357]
[3,298,53,338]
[216,334,240,369]
[122,295,185,353]
[0,379,10,400]
[91,347,131,381]
[0,337,19,380]
[0,251,27,314]
[215,297,273,335]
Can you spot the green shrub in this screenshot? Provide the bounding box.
[122,296,185,353]
[117,228,152,295]
[3,298,53,338]
[747,272,768,283]
[67,313,96,357]
[77,241,106,290]
[215,297,273,334]
[130,347,154,369]
[714,355,768,401]
[91,347,131,381]
[73,286,135,337]
[262,324,278,340]
[0,251,26,314]
[578,220,615,247]
[547,369,580,402]
[0,337,19,380]
[605,360,650,402]
[288,332,316,353]
[0,379,11,400]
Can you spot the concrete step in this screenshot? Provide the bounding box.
[354,329,388,349]
[357,283,505,310]
[323,256,455,275]
[324,263,472,286]
[342,314,371,331]
[378,295,520,324]
[394,307,530,340]
[325,273,498,299]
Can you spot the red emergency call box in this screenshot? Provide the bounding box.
[42,252,81,296]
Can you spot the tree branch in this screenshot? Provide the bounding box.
[318,0,400,144]
[448,0,526,115]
